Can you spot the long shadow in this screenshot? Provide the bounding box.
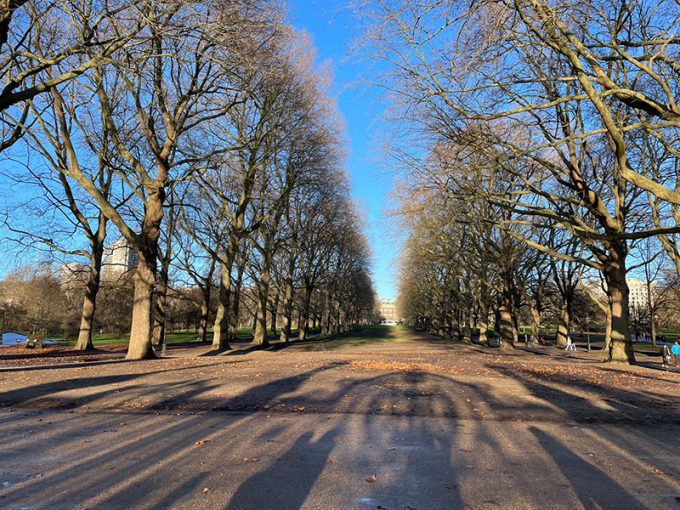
[487,364,680,481]
[489,364,680,423]
[0,365,471,509]
[4,340,678,509]
[2,360,677,509]
[0,364,229,409]
[221,369,467,509]
[0,348,124,362]
[0,359,126,373]
[225,429,339,510]
[531,427,649,509]
[204,325,423,357]
[0,366,339,508]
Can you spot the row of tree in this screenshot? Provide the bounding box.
[364,0,680,363]
[1,0,376,358]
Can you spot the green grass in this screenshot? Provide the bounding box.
[57,328,256,346]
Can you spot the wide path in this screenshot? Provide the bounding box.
[1,326,679,509]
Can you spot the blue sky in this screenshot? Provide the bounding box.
[0,2,401,300]
[289,1,399,300]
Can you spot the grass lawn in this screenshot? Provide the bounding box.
[57,328,255,346]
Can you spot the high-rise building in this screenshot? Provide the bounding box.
[103,239,138,277]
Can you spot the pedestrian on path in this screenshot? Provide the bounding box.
[672,341,680,366]
[565,335,576,351]
[661,345,671,369]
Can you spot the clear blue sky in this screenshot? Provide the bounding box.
[289,0,399,300]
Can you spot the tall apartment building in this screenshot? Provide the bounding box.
[103,239,138,277]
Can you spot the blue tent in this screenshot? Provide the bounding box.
[1,332,28,345]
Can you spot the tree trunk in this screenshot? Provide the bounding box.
[151,278,167,347]
[493,302,501,338]
[450,309,460,340]
[478,303,489,345]
[530,305,541,344]
[463,308,472,343]
[555,300,571,348]
[252,254,271,346]
[269,290,279,337]
[602,248,635,364]
[75,240,104,351]
[193,257,215,343]
[152,257,170,347]
[279,263,295,343]
[229,252,245,341]
[499,282,515,349]
[212,260,232,350]
[298,285,313,341]
[198,298,209,343]
[127,253,156,360]
[322,291,332,336]
[646,281,656,347]
[603,307,612,353]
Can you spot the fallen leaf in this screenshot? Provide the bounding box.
[242,457,260,464]
[195,440,209,447]
[202,487,210,494]
[366,474,377,483]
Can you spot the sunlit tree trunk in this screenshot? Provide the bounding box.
[212,254,234,350]
[74,217,106,351]
[602,246,634,363]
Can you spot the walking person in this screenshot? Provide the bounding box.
[661,344,671,369]
[672,341,680,366]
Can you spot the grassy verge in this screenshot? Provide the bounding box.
[56,328,255,346]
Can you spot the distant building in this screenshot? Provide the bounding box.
[59,263,89,287]
[103,239,138,277]
[627,278,655,310]
[379,299,397,322]
[582,277,655,310]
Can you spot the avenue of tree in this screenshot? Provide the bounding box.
[364,0,680,363]
[0,0,376,359]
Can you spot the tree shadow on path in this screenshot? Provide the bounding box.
[225,429,339,510]
[531,427,650,510]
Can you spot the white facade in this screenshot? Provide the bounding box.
[103,239,138,276]
[582,277,655,310]
[627,278,655,311]
[380,299,397,322]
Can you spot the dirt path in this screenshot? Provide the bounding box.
[1,326,679,509]
[1,326,678,423]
